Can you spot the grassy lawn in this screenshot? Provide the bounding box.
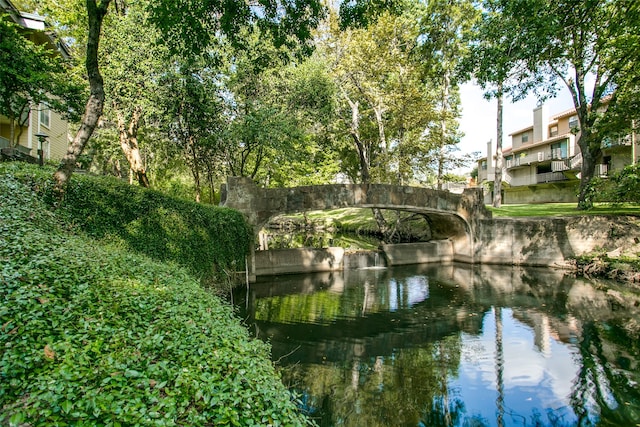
[279,203,640,223]
[488,203,640,217]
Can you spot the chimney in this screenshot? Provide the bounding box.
[533,104,548,143]
[486,139,495,175]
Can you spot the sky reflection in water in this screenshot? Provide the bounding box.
[234,264,640,427]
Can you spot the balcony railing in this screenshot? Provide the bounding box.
[551,160,569,172]
[0,136,9,149]
[537,172,568,183]
[602,134,632,148]
[570,153,582,170]
[596,163,608,177]
[505,157,521,169]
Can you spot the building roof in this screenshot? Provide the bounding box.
[508,125,534,137]
[507,133,573,156]
[552,108,577,120]
[1,0,71,59]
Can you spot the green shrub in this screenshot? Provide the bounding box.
[606,163,640,204]
[6,164,252,286]
[0,165,310,426]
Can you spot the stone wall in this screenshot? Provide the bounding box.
[252,216,640,277]
[504,182,578,204]
[474,216,640,267]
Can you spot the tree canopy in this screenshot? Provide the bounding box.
[468,0,640,209]
[6,0,636,210]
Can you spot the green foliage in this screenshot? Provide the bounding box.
[338,0,406,29]
[53,170,252,284]
[148,0,324,61]
[487,202,640,217]
[5,164,252,284]
[594,163,640,205]
[0,163,310,426]
[608,164,640,203]
[325,9,439,184]
[0,14,84,146]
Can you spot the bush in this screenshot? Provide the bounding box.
[0,165,310,426]
[584,163,640,206]
[607,163,640,203]
[10,164,252,286]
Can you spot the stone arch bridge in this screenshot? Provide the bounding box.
[221,177,491,264]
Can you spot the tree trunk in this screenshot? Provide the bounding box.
[371,207,389,240]
[346,96,370,184]
[189,137,202,203]
[373,105,387,154]
[577,133,599,210]
[53,0,111,192]
[493,83,504,208]
[116,105,150,187]
[437,72,451,191]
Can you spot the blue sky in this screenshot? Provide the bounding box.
[458,82,576,160]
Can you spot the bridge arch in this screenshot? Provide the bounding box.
[221,177,491,262]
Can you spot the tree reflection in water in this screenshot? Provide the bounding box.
[234,264,640,426]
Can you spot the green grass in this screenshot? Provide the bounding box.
[279,203,640,226]
[487,203,640,217]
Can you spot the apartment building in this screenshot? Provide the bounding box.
[0,0,71,162]
[477,103,639,204]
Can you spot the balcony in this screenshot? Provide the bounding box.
[537,172,568,183]
[596,163,608,177]
[505,157,521,169]
[602,134,632,148]
[551,160,569,172]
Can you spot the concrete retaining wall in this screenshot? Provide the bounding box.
[343,251,387,269]
[254,247,345,276]
[252,216,640,277]
[382,241,454,265]
[474,216,640,267]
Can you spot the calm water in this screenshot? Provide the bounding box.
[233,263,640,427]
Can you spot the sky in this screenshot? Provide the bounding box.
[457,81,576,164]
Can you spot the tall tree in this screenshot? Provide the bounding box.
[463,0,529,208]
[53,0,111,192]
[99,1,168,187]
[470,0,640,209]
[323,7,438,239]
[51,0,324,191]
[417,0,477,190]
[326,9,436,185]
[160,64,226,203]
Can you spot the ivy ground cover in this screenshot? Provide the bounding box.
[0,165,309,426]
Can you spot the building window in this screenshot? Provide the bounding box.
[481,160,487,171]
[550,125,558,137]
[568,115,579,131]
[39,104,50,129]
[521,134,529,143]
[551,141,567,159]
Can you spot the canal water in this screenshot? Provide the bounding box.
[233,263,640,427]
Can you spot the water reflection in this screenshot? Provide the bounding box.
[234,264,640,426]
